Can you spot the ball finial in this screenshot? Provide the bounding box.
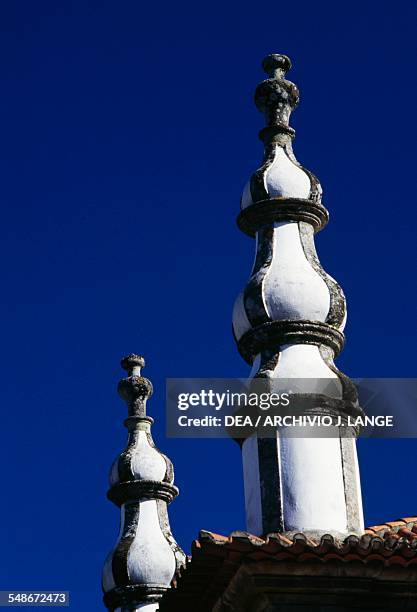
[120,354,145,376]
[262,53,292,78]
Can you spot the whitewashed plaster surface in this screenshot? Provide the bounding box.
[241,146,311,208]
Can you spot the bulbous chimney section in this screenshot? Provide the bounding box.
[102,355,185,611]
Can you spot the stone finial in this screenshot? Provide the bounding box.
[118,354,153,421]
[102,355,185,611]
[255,53,299,133]
[240,53,323,216]
[233,55,364,539]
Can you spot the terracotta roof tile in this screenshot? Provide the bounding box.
[160,516,417,609]
[399,516,417,524]
[384,519,407,529]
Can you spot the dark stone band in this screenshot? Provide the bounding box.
[237,198,329,237]
[123,415,154,431]
[237,320,345,364]
[258,124,295,142]
[103,585,167,610]
[107,480,179,507]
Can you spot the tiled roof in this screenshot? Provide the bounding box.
[160,517,417,610]
[193,517,417,567]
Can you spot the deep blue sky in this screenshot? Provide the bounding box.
[0,1,416,609]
